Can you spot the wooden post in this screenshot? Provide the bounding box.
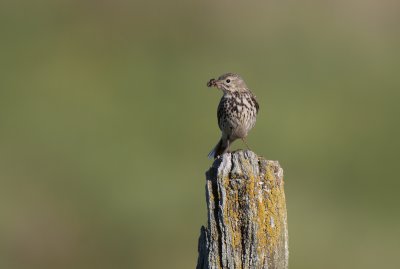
[196,150,289,269]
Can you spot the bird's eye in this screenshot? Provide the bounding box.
[226,79,231,83]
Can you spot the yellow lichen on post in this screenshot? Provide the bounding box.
[264,163,285,253]
[197,150,288,269]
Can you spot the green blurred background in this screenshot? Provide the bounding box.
[1,1,399,268]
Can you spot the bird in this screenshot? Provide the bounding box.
[207,73,259,159]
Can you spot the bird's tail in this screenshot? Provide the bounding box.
[208,138,229,159]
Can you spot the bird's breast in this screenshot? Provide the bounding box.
[217,94,257,136]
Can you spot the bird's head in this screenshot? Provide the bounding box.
[207,73,248,94]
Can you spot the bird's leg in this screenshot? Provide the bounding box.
[226,139,231,153]
[241,138,251,150]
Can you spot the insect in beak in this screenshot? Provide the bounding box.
[207,78,216,87]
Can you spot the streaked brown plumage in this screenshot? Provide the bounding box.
[207,73,259,159]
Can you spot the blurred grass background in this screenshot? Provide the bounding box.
[0,0,399,268]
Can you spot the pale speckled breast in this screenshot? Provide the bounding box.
[217,92,258,140]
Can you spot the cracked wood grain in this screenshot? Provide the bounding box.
[197,150,288,269]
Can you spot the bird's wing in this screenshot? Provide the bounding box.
[252,95,259,114]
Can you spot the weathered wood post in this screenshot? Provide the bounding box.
[196,150,288,269]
